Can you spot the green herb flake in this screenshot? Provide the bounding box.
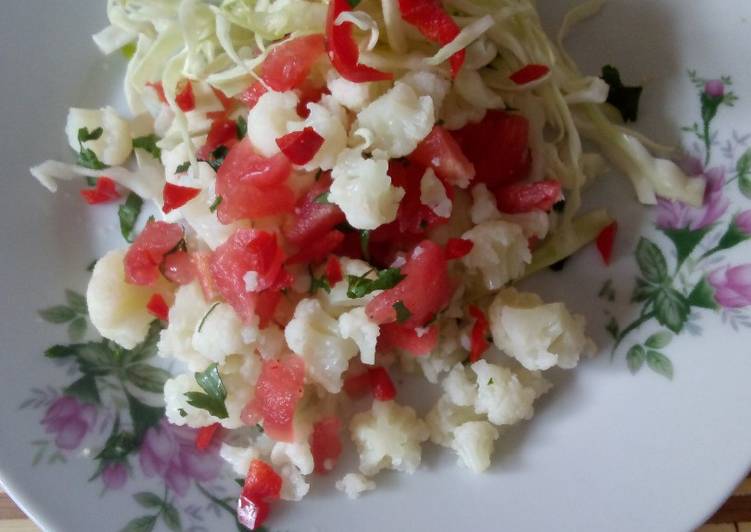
[393,301,412,323]
[120,42,136,59]
[132,134,162,159]
[76,127,107,170]
[197,302,220,333]
[78,127,103,143]
[346,0,362,7]
[236,116,247,139]
[346,268,405,299]
[209,196,223,213]
[360,230,371,261]
[488,378,495,385]
[206,145,229,171]
[118,192,143,243]
[176,161,191,173]
[184,363,228,419]
[178,408,188,418]
[601,65,643,123]
[310,275,331,295]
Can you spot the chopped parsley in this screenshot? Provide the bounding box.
[393,301,412,323]
[184,363,228,419]
[120,42,136,59]
[601,65,643,123]
[360,230,371,261]
[178,408,188,418]
[209,196,223,213]
[197,302,220,333]
[76,127,107,170]
[346,268,405,299]
[314,191,331,204]
[309,265,331,294]
[205,145,229,171]
[488,378,494,385]
[236,116,247,139]
[118,192,143,242]
[132,134,162,159]
[175,161,191,173]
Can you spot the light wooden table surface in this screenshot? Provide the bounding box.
[2,474,750,531]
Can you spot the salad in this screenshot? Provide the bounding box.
[31,0,705,529]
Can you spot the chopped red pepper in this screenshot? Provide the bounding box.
[310,416,343,474]
[324,256,343,286]
[343,370,372,399]
[368,367,397,401]
[162,183,201,214]
[396,0,464,77]
[238,459,282,531]
[80,177,121,205]
[468,304,489,363]
[297,82,329,118]
[494,180,561,214]
[212,87,235,111]
[195,423,221,451]
[146,81,167,104]
[596,221,618,265]
[238,81,268,109]
[146,293,170,321]
[275,127,325,165]
[445,238,474,260]
[237,496,269,531]
[326,0,393,83]
[197,117,239,160]
[509,64,550,85]
[175,80,196,112]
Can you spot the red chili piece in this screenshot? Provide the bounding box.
[80,177,121,205]
[195,423,221,451]
[494,180,562,214]
[324,256,343,286]
[596,221,618,265]
[275,127,325,165]
[343,371,372,399]
[146,81,167,104]
[237,460,282,531]
[445,238,474,260]
[162,183,201,214]
[175,80,196,112]
[509,64,550,85]
[468,304,489,363]
[146,293,170,321]
[368,367,397,401]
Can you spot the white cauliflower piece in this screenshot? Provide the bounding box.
[86,250,165,350]
[353,82,434,159]
[161,142,215,188]
[330,148,404,230]
[65,107,132,166]
[350,400,429,475]
[277,463,310,501]
[500,211,550,240]
[336,473,376,499]
[488,287,591,370]
[442,364,477,407]
[451,421,499,473]
[284,299,358,392]
[171,184,239,250]
[461,220,531,290]
[420,168,452,218]
[220,443,260,476]
[425,395,482,447]
[247,91,300,157]
[416,319,464,383]
[157,283,213,371]
[319,258,380,315]
[192,303,254,364]
[470,360,537,426]
[338,307,380,365]
[327,72,375,112]
[271,442,315,475]
[470,183,502,224]
[287,98,348,171]
[399,70,451,115]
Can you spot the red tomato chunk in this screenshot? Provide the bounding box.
[378,322,438,356]
[124,221,184,286]
[146,293,169,321]
[276,127,325,165]
[310,416,343,474]
[261,34,326,92]
[494,179,561,214]
[368,367,397,401]
[162,251,196,285]
[80,177,121,204]
[408,125,475,187]
[468,305,489,363]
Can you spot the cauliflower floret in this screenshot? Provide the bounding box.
[425,395,482,447]
[470,360,537,426]
[86,249,168,349]
[330,149,405,230]
[65,107,132,166]
[336,473,376,499]
[277,463,311,501]
[416,319,465,383]
[157,283,213,371]
[350,400,429,475]
[439,90,486,131]
[399,70,451,115]
[451,421,499,473]
[470,183,502,224]
[461,220,531,290]
[420,168,452,218]
[192,303,254,364]
[271,441,314,475]
[338,307,380,365]
[327,72,376,112]
[220,443,260,476]
[284,299,358,392]
[319,258,381,315]
[287,98,348,171]
[247,91,300,157]
[442,364,477,407]
[488,287,591,370]
[353,82,434,159]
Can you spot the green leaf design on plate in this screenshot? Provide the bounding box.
[65,290,88,315]
[635,238,668,283]
[122,321,163,365]
[162,502,182,532]
[626,345,646,374]
[687,277,719,310]
[38,306,76,323]
[126,364,171,394]
[120,515,158,532]
[63,374,100,405]
[631,277,659,303]
[646,350,673,379]
[133,492,163,509]
[45,344,79,359]
[68,317,87,342]
[605,317,619,339]
[126,393,165,442]
[645,331,673,349]
[662,227,712,267]
[653,288,690,333]
[737,148,751,199]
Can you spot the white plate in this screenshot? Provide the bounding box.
[1,1,751,531]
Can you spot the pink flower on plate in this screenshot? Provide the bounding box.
[656,157,729,230]
[102,462,128,490]
[41,396,97,450]
[704,79,726,98]
[709,265,751,309]
[734,210,751,236]
[139,420,222,497]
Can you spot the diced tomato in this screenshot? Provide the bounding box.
[243,356,306,442]
[368,367,396,401]
[445,238,474,260]
[195,423,221,451]
[238,81,267,109]
[408,126,475,187]
[596,221,618,265]
[283,173,345,246]
[452,111,531,189]
[261,34,326,92]
[146,81,167,104]
[276,127,325,165]
[193,251,219,301]
[197,117,239,160]
[335,230,366,261]
[297,82,328,118]
[237,459,282,530]
[378,322,438,356]
[124,221,184,285]
[162,183,201,214]
[162,251,196,285]
[366,240,454,327]
[494,179,561,214]
[80,177,121,205]
[237,496,269,531]
[175,80,196,112]
[287,229,345,265]
[326,0,393,83]
[146,293,169,321]
[468,305,489,363]
[324,256,343,286]
[396,0,464,77]
[210,229,289,325]
[343,370,371,399]
[509,64,550,85]
[215,137,294,223]
[310,416,343,474]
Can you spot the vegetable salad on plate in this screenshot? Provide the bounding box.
[30,0,705,528]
